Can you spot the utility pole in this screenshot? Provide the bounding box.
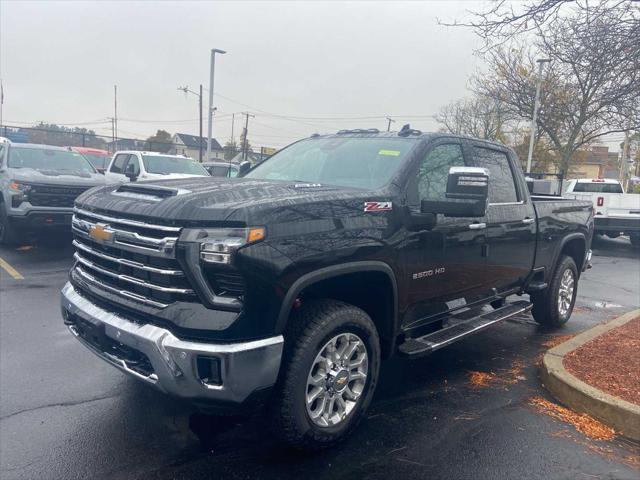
[386,117,395,132]
[620,129,631,191]
[0,79,4,129]
[178,84,204,161]
[114,85,118,151]
[241,112,255,162]
[108,117,116,152]
[526,58,550,174]
[207,48,226,162]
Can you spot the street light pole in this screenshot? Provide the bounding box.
[526,58,550,174]
[178,85,204,161]
[207,48,226,161]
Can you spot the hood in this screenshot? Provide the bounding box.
[77,176,386,226]
[8,167,105,186]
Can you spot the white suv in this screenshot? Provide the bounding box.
[104,151,210,183]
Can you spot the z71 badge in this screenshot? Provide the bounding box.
[364,201,392,212]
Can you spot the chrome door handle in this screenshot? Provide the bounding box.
[522,218,535,225]
[468,223,487,230]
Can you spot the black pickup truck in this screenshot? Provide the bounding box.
[61,129,593,449]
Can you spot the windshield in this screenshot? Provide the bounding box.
[573,182,623,193]
[245,137,417,189]
[142,155,209,175]
[8,147,96,173]
[82,153,109,169]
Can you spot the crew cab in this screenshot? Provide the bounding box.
[61,129,593,449]
[0,138,105,245]
[564,178,640,246]
[104,151,210,183]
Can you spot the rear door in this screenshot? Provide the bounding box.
[470,143,536,293]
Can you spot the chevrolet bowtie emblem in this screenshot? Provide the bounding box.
[88,224,114,242]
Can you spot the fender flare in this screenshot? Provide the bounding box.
[554,232,587,273]
[275,261,399,338]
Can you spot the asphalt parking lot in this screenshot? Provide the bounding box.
[1,233,639,480]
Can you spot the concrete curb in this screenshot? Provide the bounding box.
[540,309,640,441]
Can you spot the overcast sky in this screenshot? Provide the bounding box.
[1,1,486,149]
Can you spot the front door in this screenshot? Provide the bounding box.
[105,153,130,183]
[401,139,492,328]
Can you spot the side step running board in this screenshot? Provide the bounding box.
[398,300,532,357]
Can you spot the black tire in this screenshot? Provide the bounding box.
[630,234,640,247]
[269,299,380,450]
[0,204,21,246]
[531,255,578,328]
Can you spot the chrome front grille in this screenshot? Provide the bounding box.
[71,208,194,308]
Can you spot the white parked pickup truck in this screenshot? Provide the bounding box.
[104,151,210,184]
[565,178,640,246]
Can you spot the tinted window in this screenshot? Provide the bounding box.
[417,144,465,200]
[573,182,623,193]
[110,154,129,173]
[473,147,518,203]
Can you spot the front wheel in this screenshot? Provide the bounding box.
[269,299,380,450]
[531,255,578,328]
[0,205,21,246]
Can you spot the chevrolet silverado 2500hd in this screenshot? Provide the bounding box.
[61,129,593,449]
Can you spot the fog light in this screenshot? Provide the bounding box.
[196,356,222,386]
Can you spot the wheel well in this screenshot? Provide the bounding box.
[560,237,586,273]
[300,271,396,358]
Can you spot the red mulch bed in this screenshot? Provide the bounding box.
[564,316,640,406]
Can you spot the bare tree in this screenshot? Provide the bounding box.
[435,97,508,141]
[441,0,635,51]
[472,5,640,173]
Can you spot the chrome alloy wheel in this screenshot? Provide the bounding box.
[305,333,368,428]
[558,268,575,318]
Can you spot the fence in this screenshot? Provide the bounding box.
[0,125,273,164]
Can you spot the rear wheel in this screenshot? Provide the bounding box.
[0,204,21,246]
[531,255,578,328]
[269,299,380,450]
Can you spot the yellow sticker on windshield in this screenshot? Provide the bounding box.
[378,149,401,156]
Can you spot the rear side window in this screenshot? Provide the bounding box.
[110,154,128,173]
[473,147,518,203]
[573,182,623,193]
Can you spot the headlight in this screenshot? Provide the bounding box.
[199,227,265,264]
[9,180,32,193]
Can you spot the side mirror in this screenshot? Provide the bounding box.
[421,166,489,217]
[237,161,251,177]
[124,163,138,182]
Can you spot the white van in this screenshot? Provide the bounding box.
[105,151,210,183]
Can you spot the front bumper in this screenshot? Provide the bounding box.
[61,282,283,404]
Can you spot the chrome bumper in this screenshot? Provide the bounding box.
[61,282,283,403]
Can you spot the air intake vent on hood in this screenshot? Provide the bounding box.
[115,184,189,199]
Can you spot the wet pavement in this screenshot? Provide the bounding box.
[1,233,638,479]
